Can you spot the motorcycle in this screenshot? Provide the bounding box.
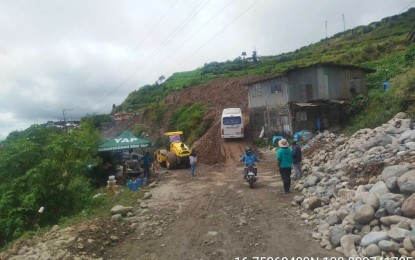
[244,165,258,188]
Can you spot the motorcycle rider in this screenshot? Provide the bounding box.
[240,146,260,179]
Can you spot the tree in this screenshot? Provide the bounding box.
[0,122,101,243]
[158,75,165,84]
[241,52,247,59]
[252,51,258,63]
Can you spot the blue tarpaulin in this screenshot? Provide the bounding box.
[272,135,284,145]
[293,130,313,142]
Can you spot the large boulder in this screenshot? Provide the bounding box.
[340,234,361,257]
[398,170,415,195]
[387,228,411,242]
[385,176,400,192]
[380,215,412,226]
[402,193,415,218]
[369,181,389,198]
[363,135,393,150]
[378,240,400,252]
[362,192,380,210]
[364,244,381,257]
[337,189,356,200]
[329,225,346,247]
[381,165,409,181]
[353,204,375,224]
[110,205,134,216]
[304,175,319,188]
[403,236,415,252]
[308,196,322,210]
[327,212,340,226]
[379,193,405,215]
[399,129,415,143]
[361,231,388,247]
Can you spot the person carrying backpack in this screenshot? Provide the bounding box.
[291,140,303,180]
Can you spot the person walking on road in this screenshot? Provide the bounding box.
[189,150,197,177]
[291,140,303,180]
[276,139,292,194]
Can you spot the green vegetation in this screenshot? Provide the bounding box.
[81,113,113,128]
[143,102,169,128]
[0,123,108,245]
[168,103,209,145]
[114,84,168,113]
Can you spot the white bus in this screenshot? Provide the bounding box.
[221,108,244,139]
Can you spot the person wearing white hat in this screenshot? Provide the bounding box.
[276,138,293,194]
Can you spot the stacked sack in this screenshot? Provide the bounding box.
[106,175,119,196]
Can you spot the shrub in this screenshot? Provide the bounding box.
[168,103,205,142]
[404,45,415,66]
[0,122,101,244]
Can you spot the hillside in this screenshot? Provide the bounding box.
[103,75,261,165]
[110,8,415,150]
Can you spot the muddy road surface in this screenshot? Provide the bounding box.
[105,141,341,260]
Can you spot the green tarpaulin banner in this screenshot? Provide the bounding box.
[98,130,151,152]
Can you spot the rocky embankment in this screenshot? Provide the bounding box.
[294,112,415,258]
[0,184,164,260]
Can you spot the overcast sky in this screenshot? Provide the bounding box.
[0,0,414,139]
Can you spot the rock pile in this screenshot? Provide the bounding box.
[293,112,415,258]
[0,191,166,260]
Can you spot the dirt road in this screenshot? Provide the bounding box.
[105,141,341,260]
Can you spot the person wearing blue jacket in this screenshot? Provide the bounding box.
[240,146,260,178]
[292,140,303,180]
[140,151,153,179]
[276,139,292,194]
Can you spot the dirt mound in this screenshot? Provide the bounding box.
[169,75,261,165]
[192,122,224,165]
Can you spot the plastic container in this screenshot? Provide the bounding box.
[137,178,144,186]
[142,177,148,185]
[127,179,140,191]
[129,182,139,191]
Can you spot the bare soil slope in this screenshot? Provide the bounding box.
[165,75,261,165]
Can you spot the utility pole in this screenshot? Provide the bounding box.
[325,20,328,38]
[62,108,73,125]
[343,13,346,32]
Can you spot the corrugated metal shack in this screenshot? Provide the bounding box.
[247,63,375,137]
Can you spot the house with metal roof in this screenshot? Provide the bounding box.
[246,63,375,138]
